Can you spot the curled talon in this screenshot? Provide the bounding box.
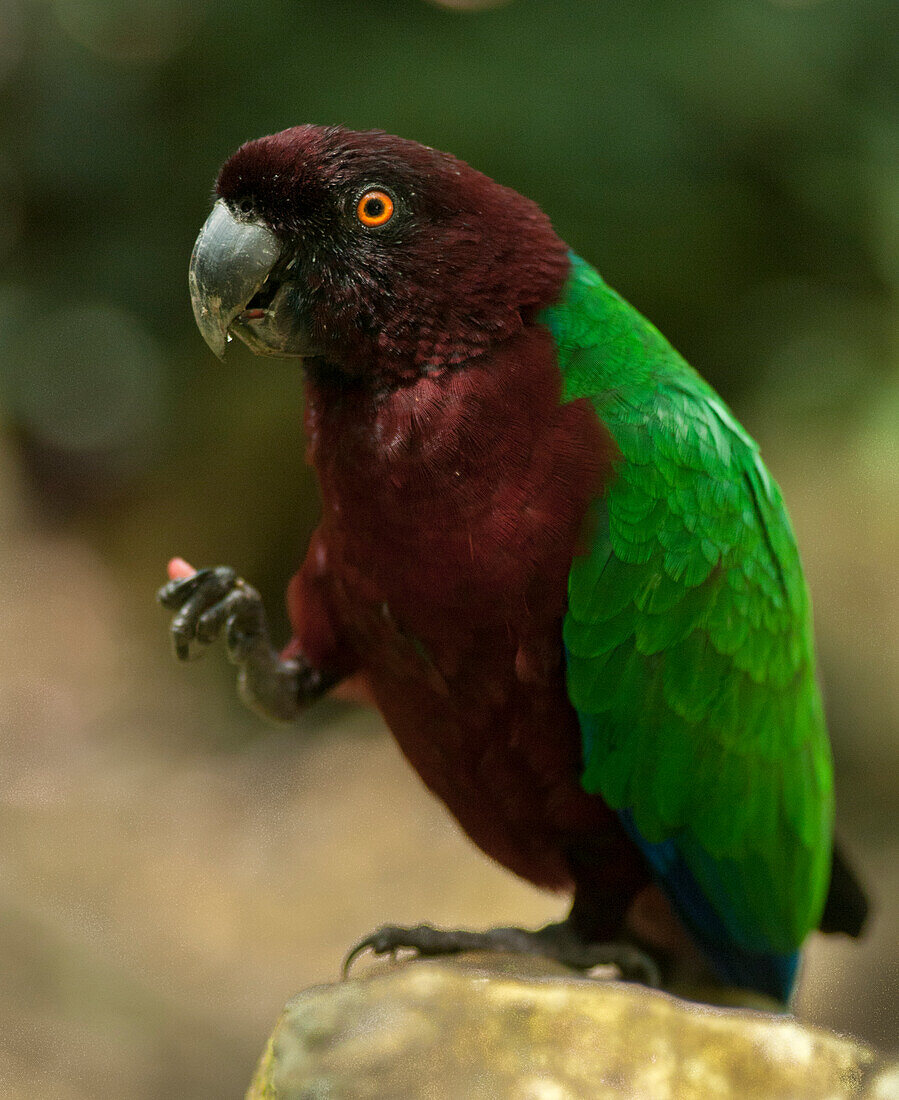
[342,937,376,979]
[342,925,415,978]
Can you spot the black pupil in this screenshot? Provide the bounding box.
[364,196,385,220]
[239,198,253,214]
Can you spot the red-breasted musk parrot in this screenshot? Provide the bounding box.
[160,125,867,1002]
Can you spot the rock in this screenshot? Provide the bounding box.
[246,953,898,1099]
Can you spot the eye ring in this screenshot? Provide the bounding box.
[356,189,395,228]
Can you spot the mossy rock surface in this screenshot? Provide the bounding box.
[246,954,897,1099]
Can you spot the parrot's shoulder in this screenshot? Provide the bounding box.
[539,254,787,531]
[541,253,737,439]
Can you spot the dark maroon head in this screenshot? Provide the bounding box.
[191,125,570,382]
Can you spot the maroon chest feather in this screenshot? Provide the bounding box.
[288,327,624,891]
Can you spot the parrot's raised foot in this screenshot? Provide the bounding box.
[157,565,264,662]
[157,563,338,721]
[343,921,661,987]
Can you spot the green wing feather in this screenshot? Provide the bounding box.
[540,255,833,953]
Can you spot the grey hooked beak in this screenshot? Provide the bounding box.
[188,199,282,359]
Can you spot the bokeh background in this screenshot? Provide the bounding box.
[0,0,896,1094]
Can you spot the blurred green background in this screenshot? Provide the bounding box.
[0,0,896,1094]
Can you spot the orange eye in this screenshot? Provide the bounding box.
[356,190,395,227]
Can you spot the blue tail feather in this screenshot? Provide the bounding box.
[618,809,800,1002]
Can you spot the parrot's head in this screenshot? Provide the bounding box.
[189,125,569,382]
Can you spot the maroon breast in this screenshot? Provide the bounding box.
[298,326,623,890]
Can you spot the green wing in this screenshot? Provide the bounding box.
[541,256,834,953]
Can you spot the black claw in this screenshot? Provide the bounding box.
[342,921,663,987]
[342,923,485,978]
[342,938,375,978]
[343,924,424,977]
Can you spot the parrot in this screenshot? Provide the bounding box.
[160,124,867,1002]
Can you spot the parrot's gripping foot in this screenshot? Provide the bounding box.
[157,564,336,722]
[343,921,661,987]
[158,566,265,663]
